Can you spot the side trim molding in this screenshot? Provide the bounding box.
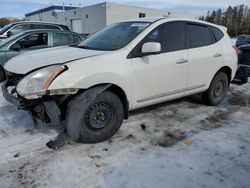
[137,84,206,103]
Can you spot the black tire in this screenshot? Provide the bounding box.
[66,90,124,143]
[202,72,229,106]
[0,66,5,83]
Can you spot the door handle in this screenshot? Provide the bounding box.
[214,53,222,58]
[176,59,188,64]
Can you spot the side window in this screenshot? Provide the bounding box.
[52,33,75,46]
[73,35,82,44]
[9,24,30,35]
[165,22,185,52]
[143,22,186,52]
[211,27,224,42]
[45,25,60,30]
[10,33,48,50]
[186,23,213,48]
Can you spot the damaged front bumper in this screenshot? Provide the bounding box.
[2,80,61,126]
[2,81,24,108]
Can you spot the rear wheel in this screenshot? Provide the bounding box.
[0,66,5,83]
[66,90,124,143]
[203,72,229,106]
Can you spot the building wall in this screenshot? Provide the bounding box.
[26,3,106,34]
[105,2,170,26]
[25,2,198,34]
[168,12,198,19]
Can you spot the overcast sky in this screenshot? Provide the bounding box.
[0,0,250,18]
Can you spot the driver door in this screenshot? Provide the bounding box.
[130,22,189,109]
[6,32,49,62]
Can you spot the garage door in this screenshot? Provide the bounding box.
[71,19,82,33]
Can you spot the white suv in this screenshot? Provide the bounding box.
[2,17,237,143]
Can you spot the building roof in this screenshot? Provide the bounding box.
[25,5,79,17]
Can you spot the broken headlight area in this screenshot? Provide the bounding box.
[16,65,67,99]
[3,65,79,126]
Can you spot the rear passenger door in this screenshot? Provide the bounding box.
[185,22,223,93]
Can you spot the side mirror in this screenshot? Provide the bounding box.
[10,43,21,51]
[141,42,161,55]
[6,31,12,37]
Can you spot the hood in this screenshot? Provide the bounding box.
[4,46,107,74]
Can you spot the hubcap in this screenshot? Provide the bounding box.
[214,81,224,98]
[85,102,113,130]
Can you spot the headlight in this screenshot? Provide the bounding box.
[16,65,66,99]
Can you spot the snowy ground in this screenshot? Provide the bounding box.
[0,82,250,188]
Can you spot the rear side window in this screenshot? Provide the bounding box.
[73,35,82,44]
[186,23,213,48]
[30,24,60,30]
[45,25,60,30]
[211,27,224,42]
[52,33,76,46]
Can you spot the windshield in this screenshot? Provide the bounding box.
[0,24,13,35]
[78,22,150,51]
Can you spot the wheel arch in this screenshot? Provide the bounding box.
[216,66,232,85]
[77,83,130,120]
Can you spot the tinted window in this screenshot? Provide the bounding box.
[9,24,30,35]
[73,35,82,44]
[165,22,185,52]
[143,22,185,52]
[211,27,224,42]
[10,33,48,50]
[186,23,212,48]
[59,25,70,31]
[53,33,76,46]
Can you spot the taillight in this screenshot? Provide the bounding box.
[233,45,239,56]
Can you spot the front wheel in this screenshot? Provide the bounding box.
[202,72,229,106]
[66,90,124,143]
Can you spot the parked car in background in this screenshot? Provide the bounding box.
[236,35,250,47]
[234,44,250,83]
[238,37,250,47]
[0,29,86,82]
[0,21,70,42]
[2,18,237,145]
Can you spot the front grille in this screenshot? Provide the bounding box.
[5,71,24,85]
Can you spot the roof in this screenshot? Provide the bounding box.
[121,17,166,23]
[25,5,79,17]
[18,29,80,35]
[8,21,67,26]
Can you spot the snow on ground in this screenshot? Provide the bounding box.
[0,82,250,188]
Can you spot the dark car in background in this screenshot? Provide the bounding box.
[236,35,250,47]
[234,44,250,83]
[0,21,70,41]
[237,36,250,47]
[0,29,86,82]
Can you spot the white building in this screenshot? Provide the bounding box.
[25,2,198,34]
